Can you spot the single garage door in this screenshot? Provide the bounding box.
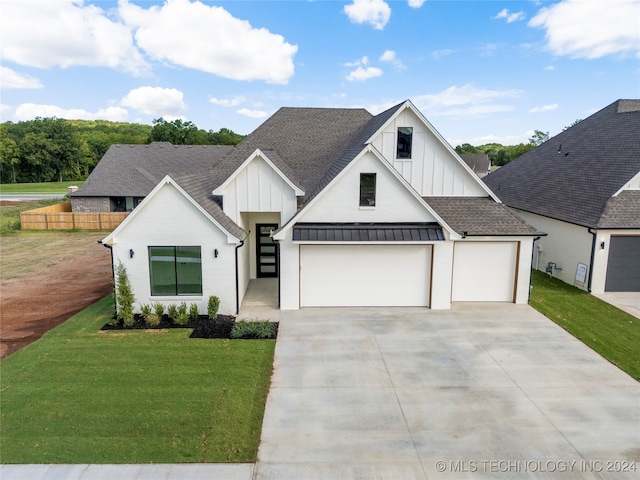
[605,236,640,292]
[300,245,431,307]
[452,242,518,302]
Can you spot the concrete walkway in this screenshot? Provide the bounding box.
[256,304,639,479]
[593,292,640,319]
[3,303,638,479]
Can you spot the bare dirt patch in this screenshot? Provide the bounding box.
[0,229,113,359]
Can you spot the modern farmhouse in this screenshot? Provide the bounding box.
[96,100,542,315]
[484,99,640,293]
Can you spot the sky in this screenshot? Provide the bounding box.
[1,0,639,146]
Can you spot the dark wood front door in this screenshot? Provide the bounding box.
[256,224,278,278]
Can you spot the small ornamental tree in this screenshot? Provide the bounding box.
[115,261,135,326]
[208,296,220,320]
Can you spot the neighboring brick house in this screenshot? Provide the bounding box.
[484,99,640,293]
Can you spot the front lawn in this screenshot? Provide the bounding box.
[0,181,84,194]
[0,296,276,464]
[530,270,640,381]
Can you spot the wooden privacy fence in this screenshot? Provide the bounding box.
[20,201,129,230]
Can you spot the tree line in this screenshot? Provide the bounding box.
[0,117,245,184]
[455,130,550,167]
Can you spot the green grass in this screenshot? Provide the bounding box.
[530,270,640,380]
[0,296,276,464]
[0,198,67,235]
[0,181,84,194]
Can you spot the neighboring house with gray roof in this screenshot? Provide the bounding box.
[460,153,491,178]
[484,99,640,293]
[71,142,233,212]
[102,100,542,315]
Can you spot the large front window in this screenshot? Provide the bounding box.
[149,246,202,295]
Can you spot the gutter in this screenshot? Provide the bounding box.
[273,238,281,309]
[529,236,542,302]
[235,232,249,315]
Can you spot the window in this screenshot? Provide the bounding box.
[397,127,413,159]
[149,246,202,296]
[359,173,376,207]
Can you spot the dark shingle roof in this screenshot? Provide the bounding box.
[292,222,445,242]
[211,106,375,197]
[483,100,640,228]
[425,197,543,236]
[597,190,640,229]
[173,173,247,240]
[73,142,233,197]
[460,154,490,176]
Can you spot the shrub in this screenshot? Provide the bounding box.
[167,304,178,322]
[231,321,276,339]
[207,296,220,320]
[175,302,189,326]
[189,303,199,322]
[152,302,165,317]
[115,261,135,327]
[140,304,160,327]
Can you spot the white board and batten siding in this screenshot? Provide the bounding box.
[300,245,432,307]
[109,182,238,315]
[220,157,298,224]
[370,108,486,197]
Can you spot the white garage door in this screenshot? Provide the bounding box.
[452,242,518,302]
[300,245,431,307]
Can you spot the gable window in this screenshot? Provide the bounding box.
[149,246,202,296]
[359,173,376,207]
[397,127,413,159]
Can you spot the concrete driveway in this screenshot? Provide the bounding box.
[256,304,639,479]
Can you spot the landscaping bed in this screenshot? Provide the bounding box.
[102,314,278,339]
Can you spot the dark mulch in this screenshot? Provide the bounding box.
[101,315,278,339]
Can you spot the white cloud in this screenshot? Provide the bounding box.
[432,49,456,60]
[119,0,297,84]
[529,103,559,113]
[493,8,526,23]
[345,56,370,67]
[0,0,147,75]
[0,67,43,89]
[237,108,268,119]
[379,50,395,62]
[13,103,129,122]
[344,0,391,30]
[120,86,186,116]
[413,84,522,117]
[408,0,426,7]
[529,0,640,59]
[346,66,384,82]
[379,50,405,69]
[544,65,555,71]
[210,96,245,107]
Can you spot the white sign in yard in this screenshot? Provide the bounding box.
[575,262,588,288]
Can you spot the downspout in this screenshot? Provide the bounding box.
[529,236,542,302]
[587,228,597,292]
[99,240,117,317]
[235,232,249,315]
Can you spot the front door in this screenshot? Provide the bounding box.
[256,223,278,278]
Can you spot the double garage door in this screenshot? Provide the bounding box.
[299,241,519,307]
[300,245,431,307]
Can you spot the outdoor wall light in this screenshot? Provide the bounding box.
[129,249,134,258]
[214,249,219,258]
[600,241,605,250]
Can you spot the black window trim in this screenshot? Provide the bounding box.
[148,245,203,296]
[359,172,377,207]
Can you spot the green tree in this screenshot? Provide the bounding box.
[208,127,244,146]
[148,118,202,144]
[528,130,550,146]
[563,119,582,131]
[0,125,20,183]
